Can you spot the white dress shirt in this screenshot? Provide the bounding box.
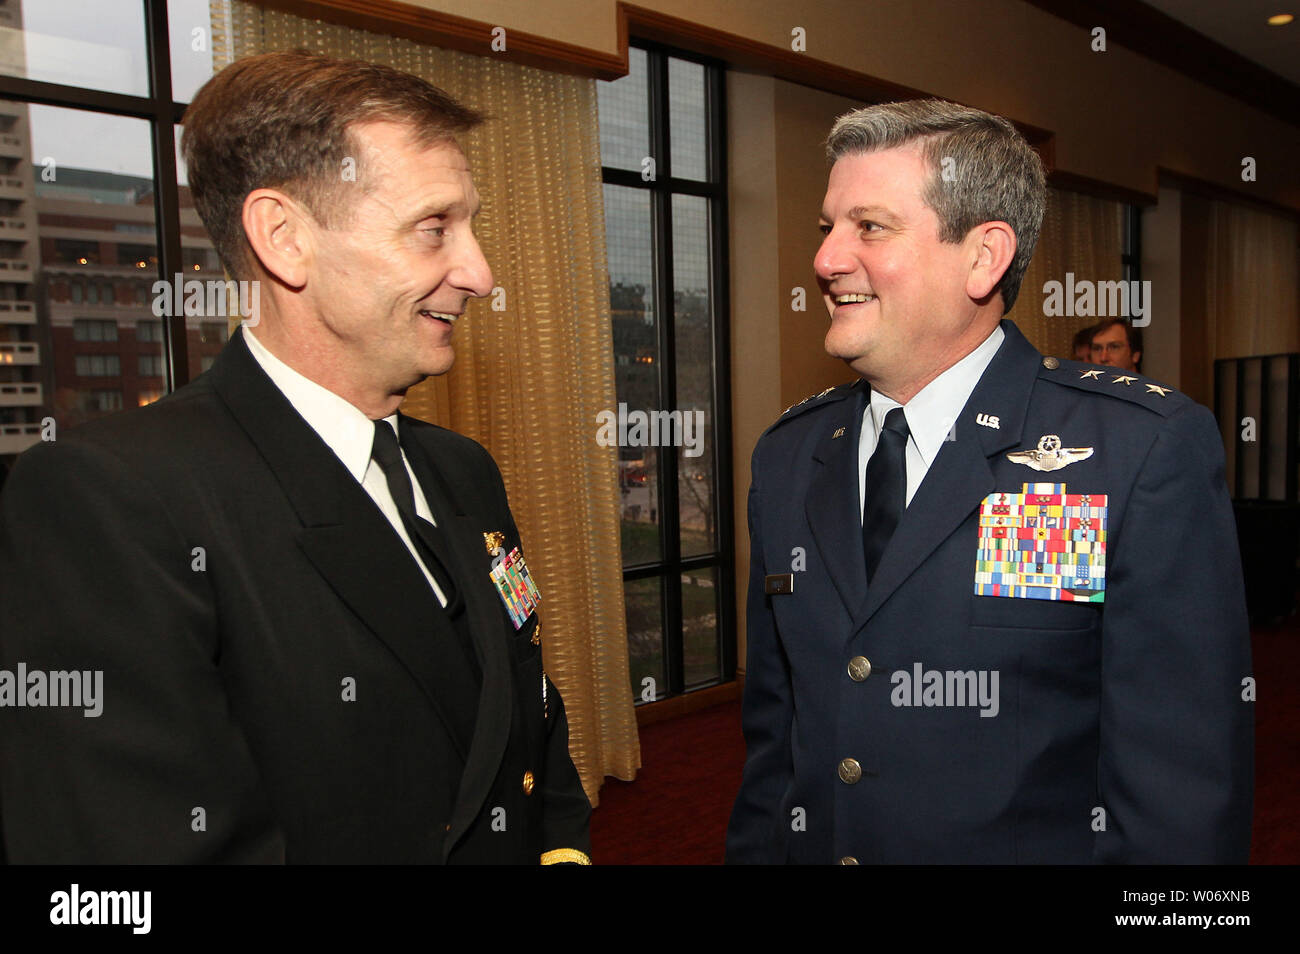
[859,324,1004,516]
[243,328,448,607]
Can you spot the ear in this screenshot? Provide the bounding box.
[241,188,313,289]
[1131,349,1142,366]
[965,221,1017,303]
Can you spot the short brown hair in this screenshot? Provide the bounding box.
[826,99,1046,314]
[181,50,484,279]
[1073,323,1099,352]
[1091,317,1143,367]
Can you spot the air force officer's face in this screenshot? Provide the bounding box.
[814,145,988,394]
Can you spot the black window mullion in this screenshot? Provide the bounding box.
[647,49,685,699]
[0,75,155,116]
[705,62,736,683]
[1122,204,1141,286]
[144,0,189,390]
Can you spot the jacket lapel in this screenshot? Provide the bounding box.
[208,328,479,761]
[397,415,513,860]
[854,320,1043,631]
[806,383,870,619]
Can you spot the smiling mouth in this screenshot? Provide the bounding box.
[420,310,459,326]
[833,293,877,305]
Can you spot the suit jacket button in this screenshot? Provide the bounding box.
[522,770,536,795]
[838,758,862,784]
[839,856,859,865]
[847,656,872,681]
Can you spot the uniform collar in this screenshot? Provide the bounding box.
[243,326,393,481]
[867,322,1004,464]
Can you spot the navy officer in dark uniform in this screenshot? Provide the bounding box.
[726,99,1253,864]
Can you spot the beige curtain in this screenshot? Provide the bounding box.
[1206,199,1300,360]
[210,2,641,802]
[1010,187,1125,359]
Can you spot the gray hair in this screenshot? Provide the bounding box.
[826,99,1046,314]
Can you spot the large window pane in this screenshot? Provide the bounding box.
[605,182,661,565]
[673,193,716,557]
[668,56,706,181]
[0,101,161,465]
[682,566,721,687]
[625,575,666,703]
[597,46,648,174]
[168,0,217,103]
[0,0,149,98]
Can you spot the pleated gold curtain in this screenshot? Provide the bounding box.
[1010,187,1125,358]
[1205,199,1300,360]
[210,1,641,803]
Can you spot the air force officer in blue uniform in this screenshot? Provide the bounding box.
[726,100,1253,864]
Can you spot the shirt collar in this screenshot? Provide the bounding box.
[243,327,391,483]
[868,323,1004,466]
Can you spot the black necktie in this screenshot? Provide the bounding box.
[370,420,464,615]
[862,406,910,584]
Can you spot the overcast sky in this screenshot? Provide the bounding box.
[18,0,214,181]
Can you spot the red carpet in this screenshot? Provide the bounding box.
[1250,615,1300,864]
[591,702,743,865]
[593,619,1299,864]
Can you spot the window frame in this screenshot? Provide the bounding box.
[0,0,190,391]
[600,40,737,702]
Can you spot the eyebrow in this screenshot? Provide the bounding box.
[854,205,900,224]
[820,204,899,222]
[409,199,482,225]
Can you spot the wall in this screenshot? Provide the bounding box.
[1142,186,1182,388]
[402,0,1300,210]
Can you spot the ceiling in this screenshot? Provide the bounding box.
[1143,0,1300,85]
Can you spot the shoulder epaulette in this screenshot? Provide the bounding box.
[1037,355,1185,417]
[768,379,862,432]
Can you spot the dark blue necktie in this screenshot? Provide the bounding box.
[370,420,464,614]
[862,406,910,583]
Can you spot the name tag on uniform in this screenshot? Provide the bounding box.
[973,482,1107,603]
[765,573,794,595]
[489,545,542,628]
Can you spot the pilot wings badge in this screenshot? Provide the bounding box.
[1006,435,1094,473]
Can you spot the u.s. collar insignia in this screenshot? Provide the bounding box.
[1006,435,1094,473]
[483,531,506,556]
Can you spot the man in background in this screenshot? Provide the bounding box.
[728,99,1252,864]
[1091,317,1143,372]
[1,51,591,864]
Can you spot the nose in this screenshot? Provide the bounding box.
[814,227,854,283]
[453,231,494,299]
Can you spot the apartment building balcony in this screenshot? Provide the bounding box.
[0,422,43,456]
[0,300,36,324]
[0,381,42,407]
[0,258,34,280]
[0,341,39,365]
[0,133,23,158]
[0,176,27,200]
[0,216,28,237]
